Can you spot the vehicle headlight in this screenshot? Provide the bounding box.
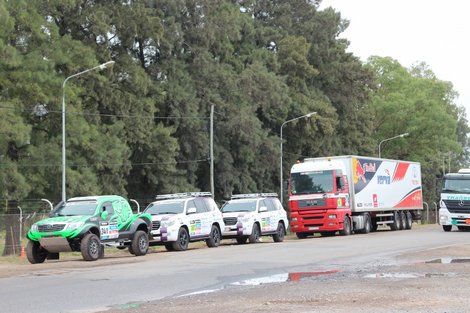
[31,224,38,232]
[291,217,298,222]
[65,222,84,230]
[440,215,448,221]
[328,214,337,219]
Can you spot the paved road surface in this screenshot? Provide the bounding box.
[0,224,466,312]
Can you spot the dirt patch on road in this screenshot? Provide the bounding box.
[105,243,470,313]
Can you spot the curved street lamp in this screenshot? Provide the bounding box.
[280,112,317,203]
[378,132,409,158]
[62,61,115,202]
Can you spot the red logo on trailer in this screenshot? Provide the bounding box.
[373,194,378,208]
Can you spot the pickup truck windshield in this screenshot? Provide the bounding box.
[54,201,97,216]
[291,170,334,195]
[442,178,470,193]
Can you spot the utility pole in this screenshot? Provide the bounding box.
[210,105,214,197]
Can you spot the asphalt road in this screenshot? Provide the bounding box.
[1,224,467,313]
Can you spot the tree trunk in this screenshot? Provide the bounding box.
[2,200,21,256]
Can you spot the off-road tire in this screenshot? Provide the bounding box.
[26,240,48,264]
[206,225,221,248]
[131,230,149,256]
[249,223,261,243]
[172,227,189,251]
[81,233,101,261]
[273,222,286,242]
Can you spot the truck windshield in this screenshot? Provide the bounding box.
[221,200,257,213]
[291,170,334,195]
[442,178,470,193]
[144,200,185,215]
[54,201,97,216]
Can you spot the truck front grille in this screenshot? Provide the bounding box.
[223,217,238,226]
[152,221,161,231]
[444,200,470,214]
[37,224,65,232]
[298,199,326,208]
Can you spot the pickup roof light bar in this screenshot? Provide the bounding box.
[231,193,278,199]
[155,192,212,200]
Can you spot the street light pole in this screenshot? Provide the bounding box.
[280,112,317,204]
[378,132,409,158]
[61,61,115,203]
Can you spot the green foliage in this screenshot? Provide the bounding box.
[0,0,467,210]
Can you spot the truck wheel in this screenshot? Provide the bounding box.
[390,211,400,231]
[339,216,351,236]
[236,237,248,244]
[131,230,149,256]
[249,223,261,243]
[26,240,48,264]
[443,225,452,232]
[405,211,413,230]
[363,214,372,234]
[206,225,221,248]
[273,222,286,242]
[399,211,406,230]
[295,232,310,239]
[172,227,189,251]
[81,233,101,261]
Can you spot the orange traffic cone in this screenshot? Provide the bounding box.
[20,246,26,258]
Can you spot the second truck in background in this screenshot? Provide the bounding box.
[289,155,423,238]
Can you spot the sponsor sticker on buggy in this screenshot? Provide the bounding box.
[100,222,119,240]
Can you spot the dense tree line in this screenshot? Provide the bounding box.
[0,0,468,210]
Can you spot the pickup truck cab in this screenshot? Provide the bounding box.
[221,193,288,244]
[144,192,224,251]
[27,195,152,263]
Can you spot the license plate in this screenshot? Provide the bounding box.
[309,227,319,230]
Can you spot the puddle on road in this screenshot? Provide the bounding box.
[426,257,470,264]
[365,272,457,279]
[231,270,341,286]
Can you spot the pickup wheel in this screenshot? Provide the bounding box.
[272,222,285,242]
[26,240,48,264]
[131,230,149,256]
[339,216,351,236]
[443,225,452,232]
[172,227,189,251]
[206,225,221,248]
[236,237,248,244]
[81,233,101,261]
[249,223,261,243]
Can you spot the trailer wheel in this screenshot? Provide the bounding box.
[398,211,406,230]
[339,216,351,236]
[390,211,400,231]
[442,225,452,232]
[405,211,413,230]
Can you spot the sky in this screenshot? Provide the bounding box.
[319,0,470,114]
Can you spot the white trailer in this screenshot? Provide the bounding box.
[289,155,423,238]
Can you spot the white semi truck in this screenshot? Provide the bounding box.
[439,169,470,231]
[289,155,423,238]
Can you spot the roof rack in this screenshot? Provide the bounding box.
[231,193,278,200]
[155,192,212,200]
